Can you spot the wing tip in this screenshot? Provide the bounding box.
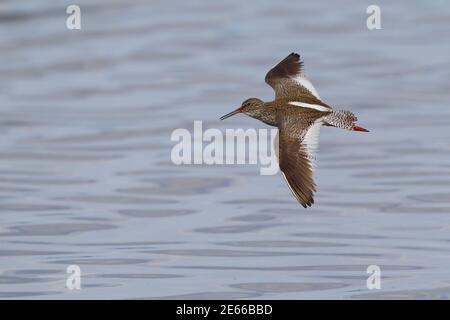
[298,196,314,208]
[266,52,304,85]
[288,52,302,66]
[300,200,313,208]
[282,172,316,209]
[301,195,314,208]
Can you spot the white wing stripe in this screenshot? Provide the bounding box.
[302,119,323,168]
[293,76,321,99]
[289,101,330,112]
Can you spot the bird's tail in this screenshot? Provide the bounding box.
[323,110,369,132]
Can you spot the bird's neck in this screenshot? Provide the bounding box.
[251,103,278,127]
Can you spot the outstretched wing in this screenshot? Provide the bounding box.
[278,118,324,208]
[265,52,322,100]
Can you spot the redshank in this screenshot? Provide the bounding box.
[220,52,369,208]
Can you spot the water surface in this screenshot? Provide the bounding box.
[1,0,450,299]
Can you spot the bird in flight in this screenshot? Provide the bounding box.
[220,52,369,208]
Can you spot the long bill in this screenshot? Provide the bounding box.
[220,107,243,120]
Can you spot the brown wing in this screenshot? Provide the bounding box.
[278,123,317,208]
[265,52,323,101]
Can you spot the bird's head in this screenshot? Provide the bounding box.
[220,98,264,120]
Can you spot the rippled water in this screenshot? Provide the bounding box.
[1,0,450,299]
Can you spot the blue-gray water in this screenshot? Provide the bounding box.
[1,0,450,299]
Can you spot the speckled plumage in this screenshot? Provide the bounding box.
[221,53,368,207]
